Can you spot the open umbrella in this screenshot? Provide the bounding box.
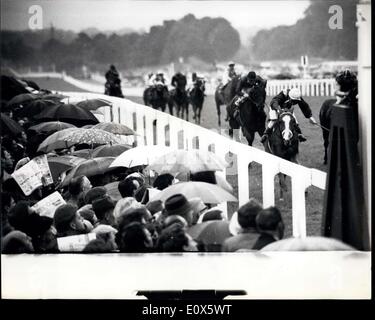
[63,128,121,146]
[71,148,93,159]
[62,157,116,186]
[1,112,24,136]
[17,99,58,118]
[28,121,76,135]
[92,122,136,136]
[110,145,173,168]
[150,181,237,204]
[1,76,31,101]
[47,155,86,182]
[261,236,356,251]
[34,103,99,126]
[76,98,112,111]
[37,128,80,153]
[147,149,228,174]
[39,93,68,101]
[6,93,39,108]
[91,144,132,158]
[104,181,122,201]
[187,220,232,251]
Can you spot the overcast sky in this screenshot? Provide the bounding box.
[1,0,310,32]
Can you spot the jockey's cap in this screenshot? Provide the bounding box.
[289,87,302,101]
[247,71,256,80]
[228,61,235,66]
[157,70,164,75]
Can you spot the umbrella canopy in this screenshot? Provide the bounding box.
[92,122,136,136]
[47,155,86,182]
[91,144,132,158]
[110,145,173,168]
[71,148,93,159]
[62,157,116,186]
[76,98,112,111]
[147,149,228,174]
[39,93,68,102]
[104,181,122,201]
[28,121,76,134]
[1,76,31,101]
[34,103,99,126]
[81,124,94,129]
[150,181,237,204]
[1,113,24,136]
[37,128,80,153]
[6,93,39,108]
[261,236,356,251]
[63,128,121,146]
[187,220,232,250]
[17,99,58,118]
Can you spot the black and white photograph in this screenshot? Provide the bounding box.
[0,0,371,302]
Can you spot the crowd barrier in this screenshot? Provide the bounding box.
[63,92,326,238]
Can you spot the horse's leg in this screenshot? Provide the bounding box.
[185,103,189,122]
[216,102,221,127]
[229,128,234,140]
[198,106,202,125]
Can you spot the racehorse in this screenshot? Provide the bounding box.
[263,109,300,200]
[214,76,240,127]
[189,78,206,124]
[227,81,267,146]
[170,73,189,120]
[143,84,171,113]
[319,98,336,165]
[105,81,124,98]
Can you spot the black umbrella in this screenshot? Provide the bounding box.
[6,93,39,108]
[76,98,112,111]
[21,79,40,91]
[28,121,77,135]
[17,99,58,118]
[34,103,99,127]
[0,75,30,101]
[1,112,24,136]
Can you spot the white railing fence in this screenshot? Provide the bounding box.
[64,92,327,238]
[19,72,336,97]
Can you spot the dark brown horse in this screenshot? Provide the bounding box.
[170,73,189,120]
[263,109,300,200]
[189,78,206,124]
[143,84,172,113]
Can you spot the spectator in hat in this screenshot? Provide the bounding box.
[84,186,108,205]
[2,230,34,254]
[113,197,143,225]
[53,204,92,237]
[116,221,154,253]
[164,194,197,227]
[92,195,116,227]
[156,223,198,252]
[66,175,92,207]
[118,178,140,198]
[77,204,98,227]
[222,198,262,252]
[253,206,284,250]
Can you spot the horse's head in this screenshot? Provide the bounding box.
[155,83,165,91]
[195,78,206,92]
[248,85,266,108]
[278,109,297,146]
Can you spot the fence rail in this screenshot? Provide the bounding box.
[63,91,327,238]
[19,72,336,97]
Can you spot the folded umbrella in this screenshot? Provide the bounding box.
[92,122,136,136]
[62,157,116,186]
[150,181,237,204]
[34,103,99,126]
[76,98,112,111]
[147,149,228,174]
[110,145,173,168]
[1,112,24,137]
[28,121,76,135]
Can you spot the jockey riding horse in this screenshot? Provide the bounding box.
[170,72,189,121]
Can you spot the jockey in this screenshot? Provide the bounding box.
[149,71,168,89]
[226,71,264,121]
[171,72,187,89]
[260,87,317,143]
[221,61,237,90]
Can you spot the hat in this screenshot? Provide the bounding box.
[84,186,107,204]
[146,200,164,215]
[247,71,256,80]
[92,196,115,215]
[113,197,143,223]
[289,88,301,101]
[77,204,97,225]
[164,194,195,220]
[53,204,77,232]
